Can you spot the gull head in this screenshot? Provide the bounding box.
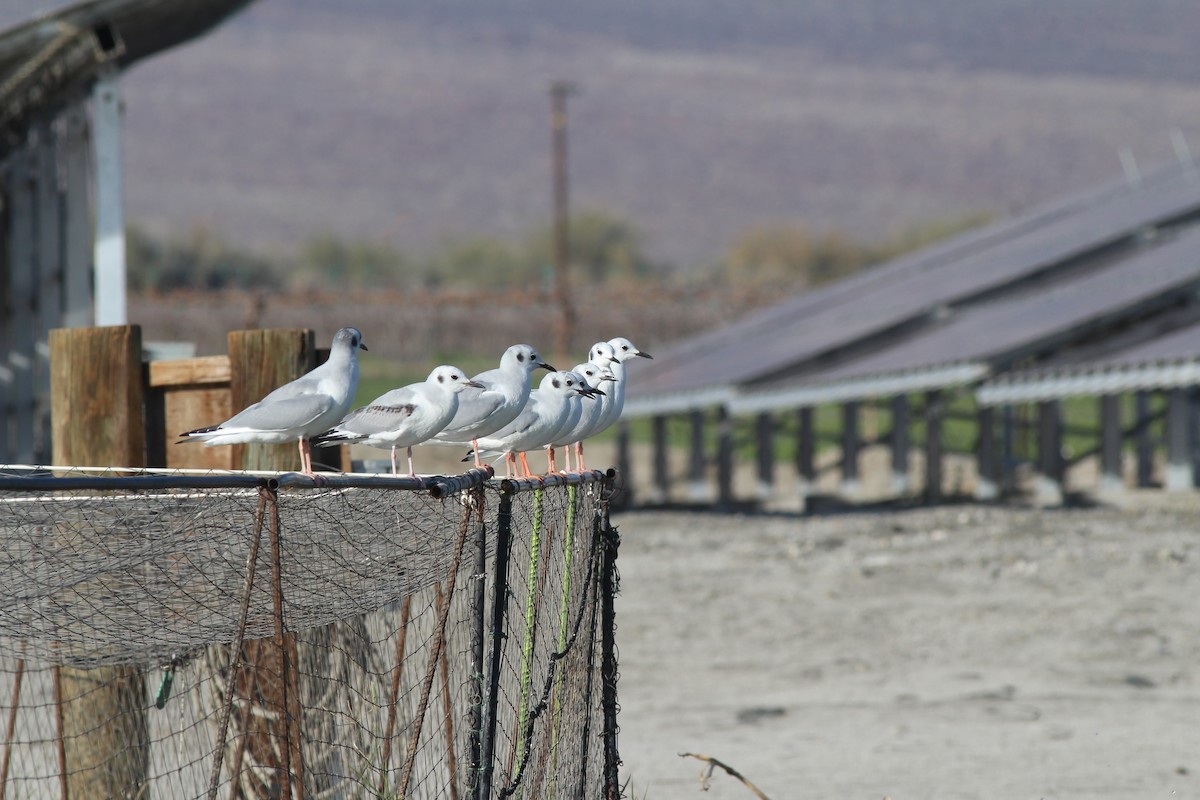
[429,365,484,394]
[588,341,618,366]
[504,343,555,374]
[608,337,651,362]
[333,327,368,353]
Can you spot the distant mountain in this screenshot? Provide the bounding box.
[6,0,1200,266]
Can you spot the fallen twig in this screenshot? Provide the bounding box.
[678,752,772,799]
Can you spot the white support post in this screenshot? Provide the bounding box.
[92,71,127,326]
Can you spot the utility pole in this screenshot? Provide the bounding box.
[550,80,578,362]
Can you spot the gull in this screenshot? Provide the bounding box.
[311,366,482,476]
[549,361,616,472]
[543,369,607,473]
[431,343,554,467]
[576,336,652,467]
[469,371,595,478]
[179,327,368,476]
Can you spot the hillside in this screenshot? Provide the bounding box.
[6,0,1200,266]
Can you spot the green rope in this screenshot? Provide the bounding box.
[515,487,545,771]
[546,483,578,796]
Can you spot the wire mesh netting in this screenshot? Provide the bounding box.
[0,466,621,800]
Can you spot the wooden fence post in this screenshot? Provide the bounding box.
[50,325,149,800]
[224,329,313,798]
[228,329,316,472]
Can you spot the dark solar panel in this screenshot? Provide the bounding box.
[633,163,1200,401]
[750,224,1200,390]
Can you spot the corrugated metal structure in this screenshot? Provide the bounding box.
[977,319,1200,405]
[620,159,1200,506]
[0,0,254,463]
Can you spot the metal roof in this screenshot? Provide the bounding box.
[723,223,1200,412]
[1,0,253,152]
[627,161,1200,415]
[976,319,1200,405]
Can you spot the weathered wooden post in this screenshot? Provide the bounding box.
[224,329,314,799]
[50,324,150,800]
[228,329,316,472]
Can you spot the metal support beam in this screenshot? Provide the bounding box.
[34,121,63,463]
[92,72,126,326]
[975,404,998,500]
[6,149,36,463]
[1134,391,1154,488]
[1099,394,1124,495]
[924,390,943,502]
[754,412,774,500]
[1000,404,1016,493]
[1164,388,1193,491]
[62,104,93,328]
[890,395,909,495]
[715,406,733,508]
[651,414,668,503]
[796,407,815,497]
[1036,400,1064,505]
[616,419,632,507]
[688,409,707,500]
[840,401,860,497]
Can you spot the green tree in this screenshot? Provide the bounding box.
[295,234,411,290]
[525,210,660,286]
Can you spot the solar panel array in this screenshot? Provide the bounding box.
[628,162,1200,415]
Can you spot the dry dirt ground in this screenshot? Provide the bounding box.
[610,498,1200,799]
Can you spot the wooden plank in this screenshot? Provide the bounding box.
[50,325,149,800]
[162,386,234,470]
[148,355,231,387]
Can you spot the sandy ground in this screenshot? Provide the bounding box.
[610,498,1200,799]
[349,440,1200,798]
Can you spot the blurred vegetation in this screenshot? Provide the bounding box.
[721,212,992,290]
[127,210,990,295]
